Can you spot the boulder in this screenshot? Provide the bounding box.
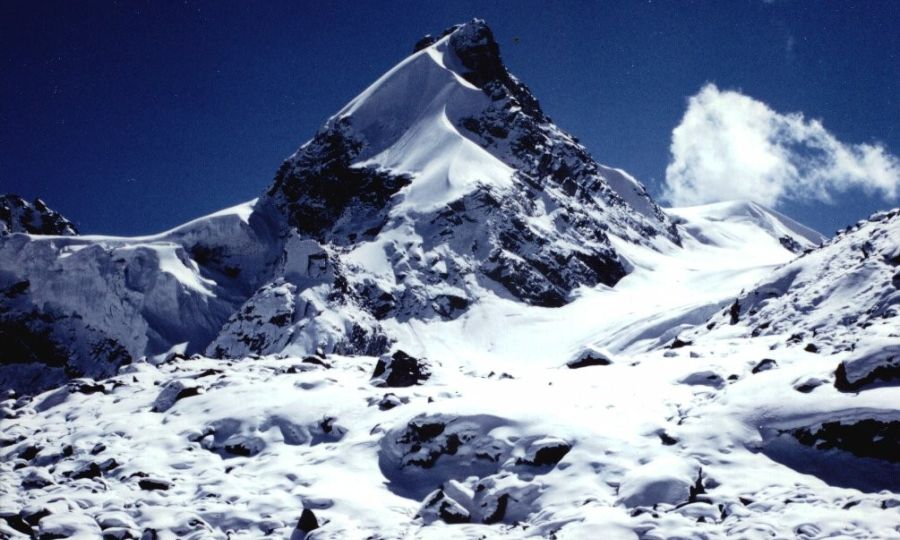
[371,350,430,387]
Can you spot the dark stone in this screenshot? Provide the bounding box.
[670,338,693,350]
[224,439,261,457]
[265,118,413,244]
[834,361,900,393]
[752,358,778,374]
[71,380,106,394]
[413,34,436,52]
[0,194,78,235]
[794,380,823,393]
[377,393,403,411]
[19,444,41,460]
[70,462,102,480]
[296,508,319,534]
[804,343,819,353]
[21,507,51,527]
[371,350,430,387]
[525,442,572,466]
[301,356,329,367]
[779,236,802,253]
[2,514,33,535]
[409,421,446,441]
[659,432,678,446]
[482,493,509,524]
[729,300,741,325]
[687,469,706,503]
[3,280,30,298]
[438,500,470,524]
[138,478,171,491]
[567,350,612,369]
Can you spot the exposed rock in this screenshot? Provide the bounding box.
[679,371,725,389]
[517,437,572,467]
[751,358,778,374]
[834,342,899,392]
[793,376,825,393]
[566,346,612,368]
[791,418,899,462]
[418,489,471,524]
[295,508,319,534]
[0,195,78,236]
[151,380,202,413]
[138,478,172,491]
[371,350,430,387]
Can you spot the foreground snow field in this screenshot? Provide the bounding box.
[1,19,898,540]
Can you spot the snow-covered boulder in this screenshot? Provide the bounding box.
[834,339,900,392]
[566,345,613,368]
[617,455,700,508]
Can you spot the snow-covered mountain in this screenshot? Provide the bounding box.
[0,195,78,236]
[1,19,897,540]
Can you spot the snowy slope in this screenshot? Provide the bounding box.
[1,18,898,540]
[2,199,898,540]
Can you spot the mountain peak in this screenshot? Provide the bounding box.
[261,19,680,314]
[0,194,78,236]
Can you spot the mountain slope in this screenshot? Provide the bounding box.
[0,20,684,392]
[2,199,897,540]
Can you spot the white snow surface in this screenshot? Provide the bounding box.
[1,20,897,540]
[2,201,898,539]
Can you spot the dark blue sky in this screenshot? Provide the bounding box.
[2,1,898,236]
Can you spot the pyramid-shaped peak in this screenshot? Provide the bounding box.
[411,19,506,89]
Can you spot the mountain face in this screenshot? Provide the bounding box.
[0,195,78,236]
[0,20,681,392]
[261,20,678,311]
[2,19,898,540]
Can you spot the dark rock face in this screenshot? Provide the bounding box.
[834,347,900,392]
[296,508,319,534]
[265,119,412,245]
[0,195,78,236]
[371,350,430,387]
[419,489,471,524]
[517,441,572,467]
[791,419,899,462]
[779,235,803,253]
[0,304,132,395]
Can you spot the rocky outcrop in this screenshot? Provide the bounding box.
[0,195,78,236]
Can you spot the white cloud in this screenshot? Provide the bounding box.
[663,84,900,208]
